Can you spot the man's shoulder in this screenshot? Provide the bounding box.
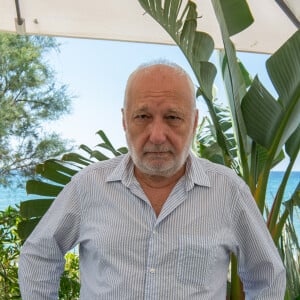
[74,154,127,179]
[191,155,244,186]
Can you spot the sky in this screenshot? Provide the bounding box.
[46,37,299,171]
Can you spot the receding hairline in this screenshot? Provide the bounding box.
[123,60,196,108]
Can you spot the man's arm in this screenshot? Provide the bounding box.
[18,178,81,300]
[232,183,286,299]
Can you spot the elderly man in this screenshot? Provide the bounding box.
[19,62,286,299]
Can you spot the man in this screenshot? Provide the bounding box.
[19,62,286,299]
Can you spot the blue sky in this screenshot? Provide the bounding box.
[47,37,299,171]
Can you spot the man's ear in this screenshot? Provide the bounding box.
[193,109,199,133]
[121,108,126,131]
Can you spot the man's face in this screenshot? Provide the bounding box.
[122,65,198,178]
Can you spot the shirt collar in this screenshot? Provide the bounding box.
[106,152,211,190]
[106,153,134,187]
[185,152,211,190]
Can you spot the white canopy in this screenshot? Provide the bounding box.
[0,0,299,54]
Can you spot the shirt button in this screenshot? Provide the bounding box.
[149,268,156,273]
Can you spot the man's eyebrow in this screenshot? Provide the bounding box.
[166,109,185,116]
[133,106,149,113]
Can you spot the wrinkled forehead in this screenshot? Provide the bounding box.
[124,64,195,108]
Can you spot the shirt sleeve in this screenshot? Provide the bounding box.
[232,182,286,299]
[18,176,82,300]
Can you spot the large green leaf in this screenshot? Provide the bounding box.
[42,159,79,176]
[283,183,300,226]
[139,0,216,93]
[266,30,300,153]
[61,153,93,166]
[20,199,54,218]
[96,130,124,156]
[241,76,282,149]
[90,150,110,161]
[285,125,300,160]
[19,130,128,241]
[241,30,300,155]
[138,0,237,167]
[35,161,73,185]
[212,0,254,167]
[17,219,41,241]
[216,0,254,36]
[198,61,217,100]
[216,41,248,173]
[26,180,63,197]
[192,31,214,62]
[267,30,300,108]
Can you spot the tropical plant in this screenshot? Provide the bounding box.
[0,33,73,186]
[58,252,80,300]
[136,0,300,298]
[0,206,21,299]
[17,130,128,241]
[195,108,300,298]
[280,218,300,300]
[0,205,81,299]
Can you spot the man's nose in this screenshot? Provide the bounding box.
[148,119,167,145]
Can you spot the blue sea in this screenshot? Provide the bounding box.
[0,171,299,238]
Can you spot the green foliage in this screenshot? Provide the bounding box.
[280,219,300,300]
[0,33,73,186]
[0,206,21,299]
[137,0,300,298]
[18,130,127,241]
[59,252,80,300]
[1,129,132,298]
[0,205,81,299]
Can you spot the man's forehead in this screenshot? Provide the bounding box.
[135,66,183,81]
[124,63,196,109]
[133,104,184,112]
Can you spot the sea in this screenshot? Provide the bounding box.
[0,171,299,238]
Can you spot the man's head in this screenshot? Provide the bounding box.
[122,61,198,178]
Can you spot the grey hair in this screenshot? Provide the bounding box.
[123,59,196,108]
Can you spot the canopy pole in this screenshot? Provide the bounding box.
[14,0,26,34]
[276,0,300,28]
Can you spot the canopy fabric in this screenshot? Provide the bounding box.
[0,0,298,54]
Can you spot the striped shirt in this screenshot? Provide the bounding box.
[19,153,286,299]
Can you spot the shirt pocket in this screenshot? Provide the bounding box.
[177,235,217,287]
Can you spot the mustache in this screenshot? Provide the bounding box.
[143,144,175,153]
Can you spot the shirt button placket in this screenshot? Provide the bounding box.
[144,226,160,300]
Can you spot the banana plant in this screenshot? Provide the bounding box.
[139,0,240,169]
[17,130,127,241]
[137,0,300,298]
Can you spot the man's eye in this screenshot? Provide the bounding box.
[166,115,181,120]
[135,114,150,120]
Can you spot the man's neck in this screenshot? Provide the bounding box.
[134,165,186,216]
[134,165,186,189]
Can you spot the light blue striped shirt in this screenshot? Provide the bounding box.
[19,153,286,299]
